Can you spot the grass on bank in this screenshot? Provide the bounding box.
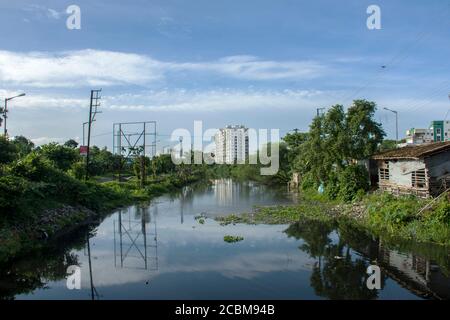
[215,190,450,246]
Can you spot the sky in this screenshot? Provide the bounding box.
[0,0,449,150]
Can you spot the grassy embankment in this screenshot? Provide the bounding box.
[216,190,450,246]
[0,155,207,263]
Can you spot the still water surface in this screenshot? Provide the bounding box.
[3,179,450,300]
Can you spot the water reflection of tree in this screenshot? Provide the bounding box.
[285,220,384,300]
[0,226,91,300]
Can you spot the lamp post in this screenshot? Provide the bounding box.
[3,93,26,137]
[383,107,398,141]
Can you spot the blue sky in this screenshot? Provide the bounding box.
[0,0,449,148]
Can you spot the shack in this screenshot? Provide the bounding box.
[372,141,450,198]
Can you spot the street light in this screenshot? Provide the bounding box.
[383,107,398,142]
[3,93,26,137]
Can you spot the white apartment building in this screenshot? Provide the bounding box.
[215,125,249,164]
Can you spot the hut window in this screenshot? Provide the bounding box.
[412,169,426,188]
[379,162,390,181]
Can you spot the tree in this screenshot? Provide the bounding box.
[283,131,309,150]
[0,136,18,166]
[12,136,35,158]
[296,100,384,196]
[296,115,330,185]
[378,139,397,152]
[64,139,79,149]
[283,131,309,168]
[39,143,80,171]
[150,154,176,177]
[346,100,385,161]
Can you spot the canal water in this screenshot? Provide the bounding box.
[2,179,449,300]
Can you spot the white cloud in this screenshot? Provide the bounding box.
[23,5,62,20]
[30,136,67,146]
[0,50,161,88]
[0,50,326,88]
[4,88,331,114]
[103,88,326,112]
[172,55,325,80]
[0,89,86,109]
[47,8,61,19]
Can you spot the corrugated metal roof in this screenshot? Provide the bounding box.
[373,141,450,160]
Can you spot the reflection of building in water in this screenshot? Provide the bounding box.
[179,186,193,224]
[352,237,450,299]
[378,246,450,300]
[214,179,241,206]
[113,205,158,271]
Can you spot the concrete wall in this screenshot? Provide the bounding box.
[388,160,425,187]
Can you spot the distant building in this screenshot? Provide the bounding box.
[406,120,450,145]
[372,141,450,198]
[215,125,249,164]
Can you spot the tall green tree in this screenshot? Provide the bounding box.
[64,139,79,149]
[346,100,385,161]
[296,100,385,190]
[0,136,17,167]
[12,136,35,158]
[39,143,80,171]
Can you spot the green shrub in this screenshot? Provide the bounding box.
[0,176,29,214]
[337,165,369,202]
[324,171,340,200]
[431,198,450,224]
[68,161,86,180]
[10,152,54,181]
[39,143,80,171]
[301,172,318,191]
[0,136,18,166]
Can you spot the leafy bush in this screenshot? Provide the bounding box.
[301,172,318,191]
[324,171,340,200]
[68,161,86,180]
[39,143,80,171]
[10,152,55,181]
[337,165,369,202]
[0,136,18,166]
[431,198,450,224]
[0,176,29,214]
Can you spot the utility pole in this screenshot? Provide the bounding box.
[3,93,26,138]
[85,89,102,181]
[384,107,399,141]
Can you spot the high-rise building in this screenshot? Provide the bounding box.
[214,125,249,164]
